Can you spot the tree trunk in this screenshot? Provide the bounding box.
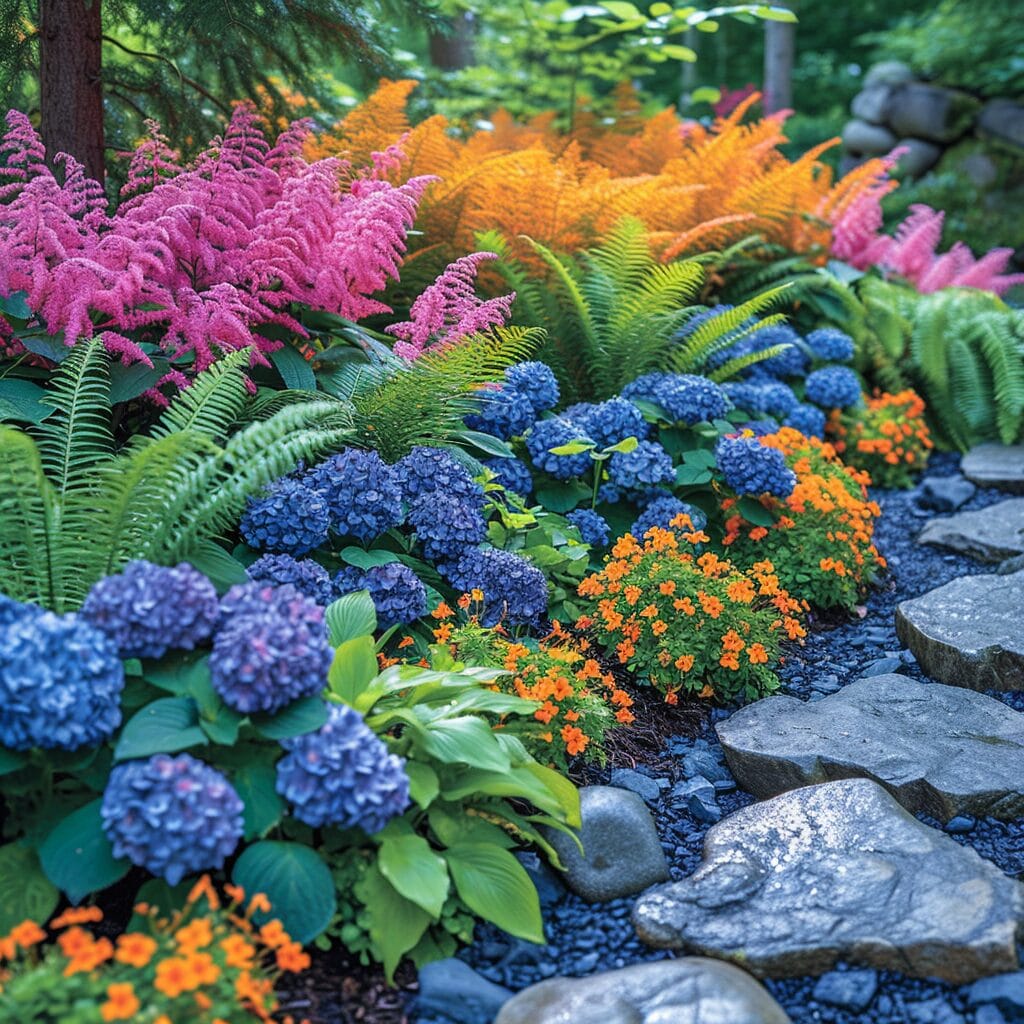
[39,0,105,181]
[428,11,475,70]
[763,12,795,115]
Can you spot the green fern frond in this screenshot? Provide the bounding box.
[708,345,791,384]
[153,349,251,441]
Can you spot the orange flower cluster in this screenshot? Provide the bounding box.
[305,80,895,282]
[577,518,802,703]
[0,879,310,1024]
[722,427,886,611]
[827,389,933,489]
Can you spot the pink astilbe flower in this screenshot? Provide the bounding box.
[0,106,432,373]
[385,252,515,359]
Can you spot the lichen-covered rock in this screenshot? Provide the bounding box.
[887,83,979,143]
[843,119,898,156]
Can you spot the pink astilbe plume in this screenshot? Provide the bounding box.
[0,106,433,374]
[385,252,515,359]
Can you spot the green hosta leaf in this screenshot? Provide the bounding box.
[231,762,285,840]
[270,345,317,391]
[251,696,329,740]
[428,803,516,849]
[328,635,379,706]
[0,845,59,932]
[39,800,129,904]
[340,547,402,570]
[325,590,377,646]
[199,704,244,746]
[456,430,515,459]
[534,482,591,514]
[109,360,168,404]
[682,448,717,468]
[114,697,207,761]
[143,653,211,696]
[445,843,544,943]
[18,333,69,362]
[416,717,511,772]
[232,841,335,943]
[523,762,582,827]
[355,863,431,982]
[185,540,249,592]
[738,496,776,527]
[378,833,450,919]
[0,379,52,424]
[405,762,440,810]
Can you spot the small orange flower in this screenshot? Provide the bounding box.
[115,932,157,968]
[748,643,769,664]
[431,601,455,620]
[258,919,289,949]
[175,918,213,952]
[100,982,139,1022]
[398,635,415,649]
[560,725,590,756]
[615,708,635,724]
[674,654,695,672]
[9,921,46,948]
[155,956,199,998]
[185,950,220,984]
[51,906,103,929]
[276,940,312,973]
[658,580,676,596]
[651,619,668,636]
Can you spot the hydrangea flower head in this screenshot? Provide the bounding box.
[447,547,549,626]
[464,384,534,440]
[0,609,123,751]
[805,328,855,363]
[505,361,560,415]
[102,754,244,885]
[715,435,796,498]
[784,403,827,438]
[355,563,427,627]
[210,583,331,714]
[723,381,797,417]
[246,554,334,605]
[482,456,533,497]
[305,449,404,543]
[240,477,330,555]
[525,417,594,480]
[566,397,650,448]
[393,446,484,507]
[622,373,731,425]
[566,508,611,547]
[607,440,675,493]
[408,493,487,569]
[631,495,707,539]
[805,366,863,410]
[80,560,219,659]
[276,703,410,833]
[743,324,808,379]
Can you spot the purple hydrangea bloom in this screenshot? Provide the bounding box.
[246,554,334,605]
[276,703,410,833]
[393,446,484,508]
[566,508,611,547]
[80,560,219,659]
[566,397,650,448]
[240,476,331,556]
[358,563,427,628]
[408,493,488,569]
[784,403,827,438]
[805,328,855,363]
[723,381,798,417]
[332,565,369,599]
[447,546,549,626]
[210,583,331,714]
[622,373,731,425]
[482,456,533,497]
[305,449,404,543]
[0,608,124,751]
[631,495,707,538]
[525,417,594,479]
[716,435,796,498]
[805,366,863,410]
[505,361,560,415]
[607,440,675,493]
[464,384,535,440]
[101,754,244,885]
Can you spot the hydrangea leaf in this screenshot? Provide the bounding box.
[250,695,329,740]
[325,590,378,647]
[184,540,249,593]
[231,762,285,840]
[738,496,777,527]
[339,547,403,571]
[378,832,450,919]
[455,429,516,459]
[0,845,58,932]
[39,799,129,904]
[113,697,208,761]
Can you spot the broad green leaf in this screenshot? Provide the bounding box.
[378,833,449,918]
[114,697,207,761]
[428,803,515,849]
[738,495,776,527]
[185,540,249,592]
[340,547,402,570]
[440,764,575,821]
[142,652,211,696]
[251,696,329,740]
[676,465,713,486]
[232,841,335,943]
[416,717,510,772]
[0,379,52,423]
[231,762,285,840]
[549,440,594,455]
[660,43,697,59]
[0,290,31,319]
[38,800,129,904]
[649,1,672,13]
[754,4,797,21]
[523,762,582,827]
[405,762,440,810]
[328,635,379,705]
[534,482,590,514]
[199,704,244,746]
[601,1,643,18]
[0,748,28,776]
[0,845,58,931]
[325,590,377,646]
[445,843,544,943]
[691,86,722,104]
[270,345,317,391]
[109,360,167,404]
[355,863,431,981]
[18,333,69,362]
[603,435,639,454]
[456,430,515,458]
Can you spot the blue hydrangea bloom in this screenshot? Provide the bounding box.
[806,328,855,363]
[784,402,827,438]
[247,554,334,605]
[608,440,675,493]
[482,456,533,497]
[357,563,427,628]
[597,482,622,504]
[0,593,35,627]
[525,417,594,479]
[408,493,487,568]
[741,419,783,437]
[393,446,484,508]
[80,560,219,659]
[566,398,650,448]
[805,366,863,410]
[446,547,549,626]
[0,609,123,751]
[276,703,410,832]
[631,495,707,538]
[332,565,367,599]
[566,509,611,547]
[102,754,244,885]
[622,373,731,425]
[743,324,808,378]
[305,449,404,543]
[723,381,797,417]
[210,583,331,714]
[505,362,560,415]
[464,385,535,440]
[240,477,331,556]
[716,435,796,498]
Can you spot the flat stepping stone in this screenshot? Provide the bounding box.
[632,778,1024,983]
[715,675,1024,820]
[917,499,1024,563]
[895,571,1024,690]
[494,958,792,1024]
[962,444,1024,493]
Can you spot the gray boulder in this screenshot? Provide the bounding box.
[917,498,1024,563]
[813,969,879,1011]
[632,779,1024,983]
[978,99,1024,151]
[715,675,1024,820]
[417,959,512,1024]
[962,444,1024,493]
[896,137,943,178]
[864,61,914,88]
[851,85,892,125]
[494,958,792,1024]
[843,119,898,156]
[895,571,1024,690]
[999,554,1024,575]
[919,475,976,512]
[961,151,1000,188]
[544,786,669,903]
[887,83,978,142]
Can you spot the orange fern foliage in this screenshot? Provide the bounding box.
[308,80,896,280]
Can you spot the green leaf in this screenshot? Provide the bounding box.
[601,0,643,18]
[676,465,712,486]
[649,1,672,13]
[128,878,192,930]
[232,841,335,943]
[185,540,249,592]
[251,696,329,740]
[549,440,594,455]
[456,430,515,459]
[0,845,59,932]
[38,800,129,904]
[691,86,722,104]
[378,833,450,918]
[535,482,591,514]
[416,717,511,772]
[0,291,32,319]
[231,761,285,840]
[755,4,798,21]
[109,360,167,404]
[660,43,697,59]
[355,863,431,981]
[0,379,52,424]
[603,435,639,454]
[738,496,776,527]
[340,547,402,570]
[445,843,544,943]
[199,704,244,746]
[0,748,28,776]
[328,635,379,705]
[405,762,439,810]
[17,333,69,362]
[325,590,377,646]
[114,697,207,761]
[270,345,317,391]
[142,653,211,696]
